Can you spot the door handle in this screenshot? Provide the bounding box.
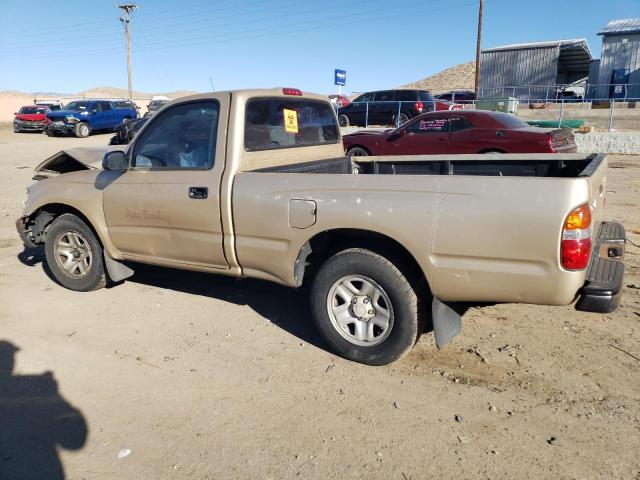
[188,186,208,199]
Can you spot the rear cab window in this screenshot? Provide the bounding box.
[491,112,529,129]
[244,98,339,151]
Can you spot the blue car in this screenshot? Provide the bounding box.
[45,99,138,138]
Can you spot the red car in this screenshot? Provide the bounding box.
[343,110,576,156]
[13,105,49,133]
[434,99,463,111]
[329,94,350,108]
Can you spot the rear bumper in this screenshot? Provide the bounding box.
[575,222,625,313]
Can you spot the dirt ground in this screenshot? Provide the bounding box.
[0,126,639,480]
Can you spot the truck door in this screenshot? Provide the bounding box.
[99,101,116,130]
[87,102,103,129]
[102,95,230,268]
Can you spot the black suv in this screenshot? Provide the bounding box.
[336,89,435,127]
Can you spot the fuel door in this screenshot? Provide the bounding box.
[289,199,317,229]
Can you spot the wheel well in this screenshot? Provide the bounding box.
[346,145,370,155]
[300,228,428,293]
[27,204,99,245]
[477,148,506,154]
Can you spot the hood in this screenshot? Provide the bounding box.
[344,129,392,138]
[46,110,86,119]
[15,113,46,121]
[33,146,119,180]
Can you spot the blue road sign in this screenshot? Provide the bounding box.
[334,69,346,86]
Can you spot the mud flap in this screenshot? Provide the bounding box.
[432,297,462,349]
[103,252,134,283]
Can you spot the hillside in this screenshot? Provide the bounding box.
[77,87,199,99]
[399,61,476,93]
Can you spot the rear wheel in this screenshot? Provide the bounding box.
[310,248,421,365]
[44,214,106,291]
[346,146,369,157]
[338,114,350,127]
[75,122,90,138]
[396,113,410,126]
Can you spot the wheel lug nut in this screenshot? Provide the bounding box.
[363,298,369,304]
[352,298,357,304]
[368,310,374,315]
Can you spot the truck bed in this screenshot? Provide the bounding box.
[254,153,603,178]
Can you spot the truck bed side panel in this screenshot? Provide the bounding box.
[231,172,594,305]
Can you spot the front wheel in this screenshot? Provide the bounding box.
[310,248,421,365]
[74,122,90,138]
[44,214,106,291]
[346,146,369,157]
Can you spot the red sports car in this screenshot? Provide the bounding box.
[343,110,576,156]
[13,105,49,133]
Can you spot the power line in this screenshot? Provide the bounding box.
[0,0,482,60]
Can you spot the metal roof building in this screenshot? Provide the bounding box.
[478,39,593,99]
[595,18,640,100]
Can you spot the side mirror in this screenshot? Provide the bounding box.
[102,150,128,171]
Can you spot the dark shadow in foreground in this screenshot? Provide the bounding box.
[0,340,88,480]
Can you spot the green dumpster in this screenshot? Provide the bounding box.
[526,119,584,129]
[475,97,519,114]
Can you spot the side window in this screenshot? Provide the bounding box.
[100,101,113,111]
[375,91,394,102]
[406,116,449,133]
[449,116,473,132]
[132,101,219,170]
[354,92,374,103]
[395,91,415,102]
[89,103,101,113]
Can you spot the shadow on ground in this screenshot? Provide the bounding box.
[129,262,328,350]
[0,340,87,480]
[17,247,328,352]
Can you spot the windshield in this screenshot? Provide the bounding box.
[64,101,89,111]
[19,107,46,114]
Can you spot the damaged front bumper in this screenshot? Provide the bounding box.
[15,216,37,248]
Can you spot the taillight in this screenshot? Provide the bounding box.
[415,101,423,112]
[283,88,302,96]
[561,204,592,270]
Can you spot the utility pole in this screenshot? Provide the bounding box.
[474,0,483,95]
[118,4,138,101]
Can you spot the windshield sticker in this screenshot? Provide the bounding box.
[283,108,298,133]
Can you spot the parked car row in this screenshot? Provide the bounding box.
[13,98,141,138]
[334,89,464,128]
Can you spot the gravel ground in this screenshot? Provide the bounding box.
[0,127,639,480]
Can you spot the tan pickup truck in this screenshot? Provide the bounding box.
[16,88,626,365]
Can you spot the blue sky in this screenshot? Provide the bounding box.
[0,0,637,95]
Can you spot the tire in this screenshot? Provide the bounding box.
[44,214,106,291]
[310,248,421,365]
[75,122,90,138]
[338,114,350,127]
[396,113,410,126]
[346,146,369,157]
